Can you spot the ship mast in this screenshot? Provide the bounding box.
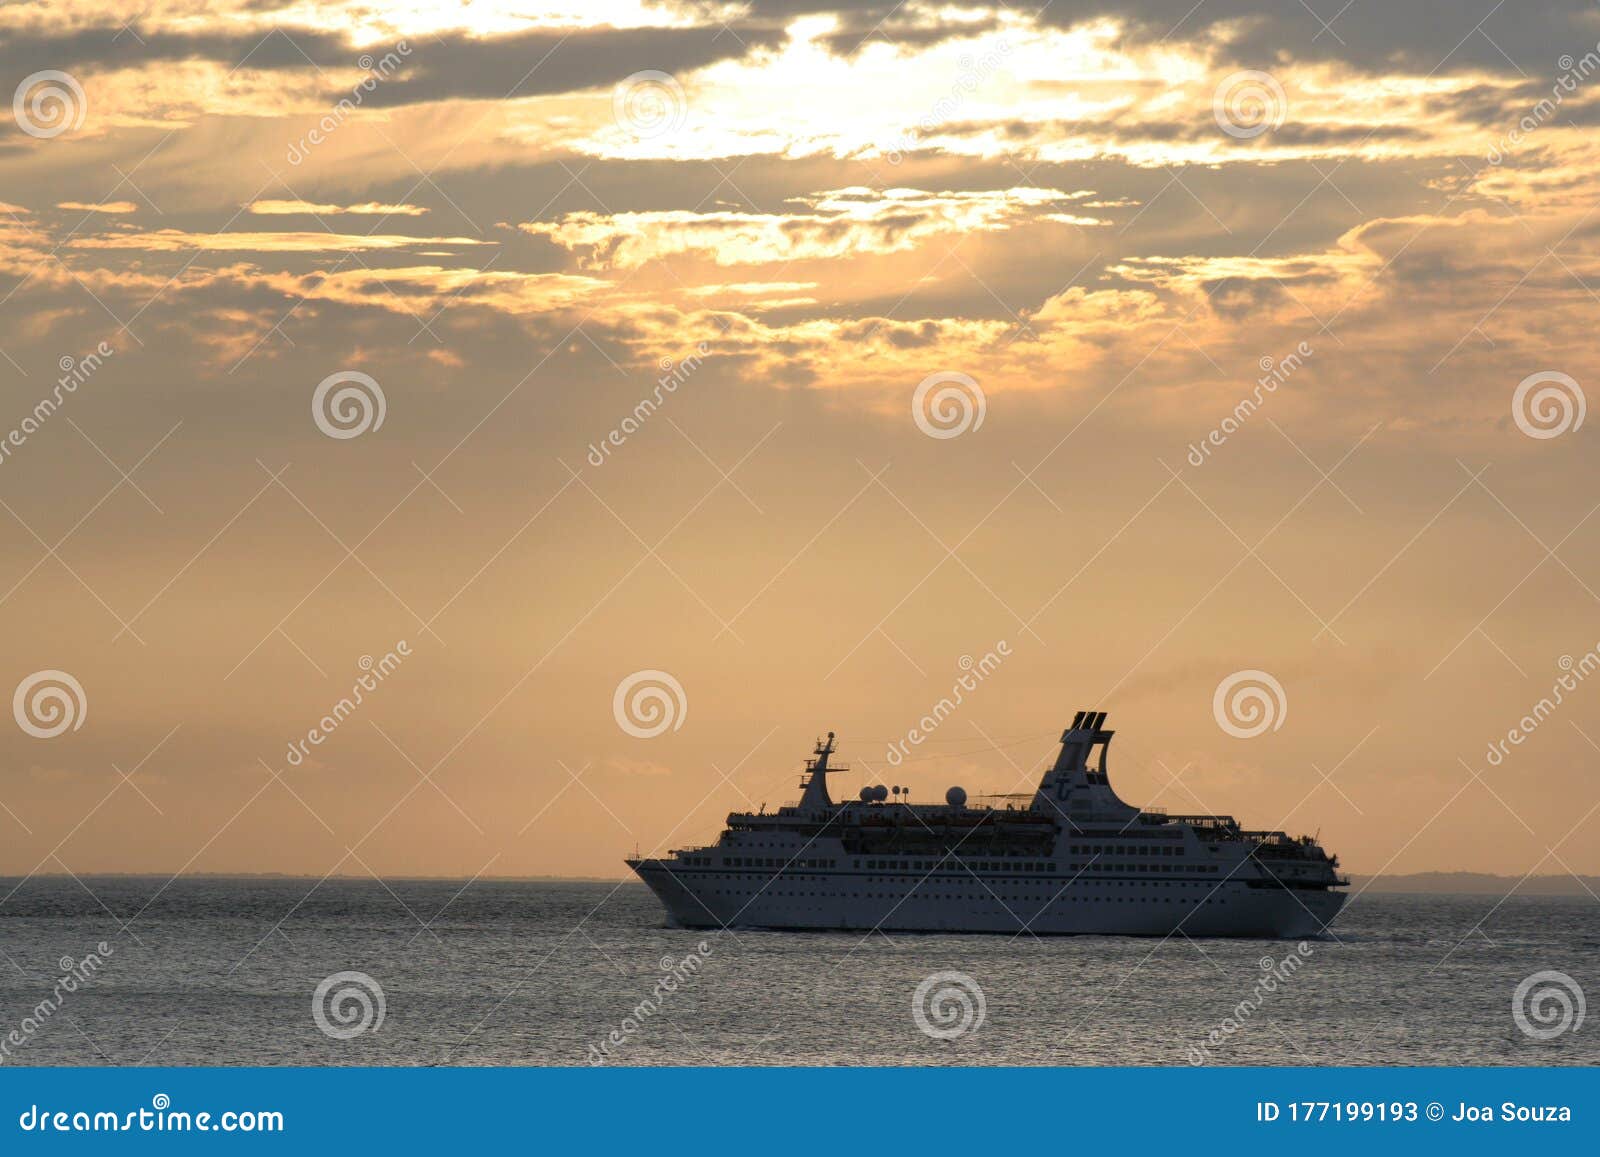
[798,731,838,811]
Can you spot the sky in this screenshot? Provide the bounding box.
[0,0,1598,883]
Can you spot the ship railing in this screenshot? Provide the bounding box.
[1237,830,1293,844]
[1164,814,1239,829]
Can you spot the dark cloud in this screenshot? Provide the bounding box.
[1203,276,1290,319]
[0,26,355,74]
[762,0,1600,77]
[0,24,783,108]
[6,0,1593,128]
[353,26,786,107]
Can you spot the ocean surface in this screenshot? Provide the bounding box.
[0,878,1594,1067]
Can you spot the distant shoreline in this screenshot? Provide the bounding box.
[1345,872,1599,896]
[0,871,1595,895]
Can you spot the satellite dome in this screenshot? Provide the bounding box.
[872,784,890,802]
[945,786,968,808]
[858,786,873,802]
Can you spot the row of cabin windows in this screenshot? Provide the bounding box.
[1071,862,1220,873]
[860,860,1057,873]
[1071,844,1188,856]
[700,857,834,869]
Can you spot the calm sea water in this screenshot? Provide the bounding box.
[0,878,1593,1067]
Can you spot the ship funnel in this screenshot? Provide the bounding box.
[1054,709,1113,773]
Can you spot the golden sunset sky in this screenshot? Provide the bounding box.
[1,0,1598,881]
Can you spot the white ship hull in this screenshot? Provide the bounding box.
[633,863,1344,939]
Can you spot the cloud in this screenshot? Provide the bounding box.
[683,281,820,297]
[0,21,780,110]
[246,199,430,216]
[522,186,1101,269]
[66,229,493,252]
[55,201,139,213]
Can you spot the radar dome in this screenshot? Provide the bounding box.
[945,786,968,807]
[872,784,890,802]
[858,786,873,802]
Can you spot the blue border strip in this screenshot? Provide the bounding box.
[1,1067,1592,1151]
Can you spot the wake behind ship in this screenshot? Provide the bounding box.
[627,711,1347,938]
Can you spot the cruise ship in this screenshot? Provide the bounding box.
[627,711,1347,937]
